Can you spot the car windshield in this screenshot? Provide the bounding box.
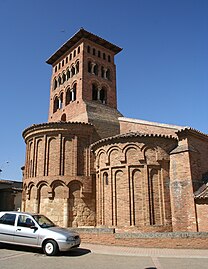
[32,214,55,228]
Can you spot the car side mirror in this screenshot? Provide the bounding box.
[30,226,38,231]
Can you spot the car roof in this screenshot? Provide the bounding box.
[0,211,38,216]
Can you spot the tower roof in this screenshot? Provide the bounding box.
[46,28,122,65]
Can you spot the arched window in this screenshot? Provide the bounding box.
[101,66,105,78]
[53,78,58,90]
[66,69,70,80]
[61,114,66,122]
[76,61,79,74]
[58,76,62,86]
[59,93,63,109]
[78,46,80,54]
[62,73,66,83]
[92,84,98,100]
[53,97,59,113]
[66,88,71,105]
[72,83,77,101]
[94,64,98,76]
[88,61,92,73]
[74,50,76,57]
[100,87,107,104]
[62,60,64,67]
[106,69,110,80]
[71,66,75,76]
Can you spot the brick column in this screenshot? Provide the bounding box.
[170,138,197,231]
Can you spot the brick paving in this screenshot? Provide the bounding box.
[81,242,208,258]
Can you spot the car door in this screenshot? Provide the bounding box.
[0,213,16,243]
[14,214,39,246]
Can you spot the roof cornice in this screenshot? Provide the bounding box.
[46,28,122,65]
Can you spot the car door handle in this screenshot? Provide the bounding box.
[16,229,21,231]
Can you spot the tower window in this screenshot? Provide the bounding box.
[58,76,62,86]
[53,97,59,113]
[106,69,110,80]
[92,84,98,100]
[100,87,107,104]
[62,73,66,83]
[76,61,79,74]
[94,64,98,76]
[66,69,70,80]
[88,61,92,73]
[53,78,58,90]
[61,114,66,122]
[71,66,75,76]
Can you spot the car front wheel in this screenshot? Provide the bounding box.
[43,240,59,256]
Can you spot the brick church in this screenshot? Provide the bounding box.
[22,28,208,233]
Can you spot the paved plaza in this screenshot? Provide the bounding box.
[0,242,208,269]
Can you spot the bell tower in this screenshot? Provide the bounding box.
[46,28,123,138]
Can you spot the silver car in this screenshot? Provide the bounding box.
[0,211,81,256]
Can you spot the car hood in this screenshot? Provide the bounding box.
[47,226,78,237]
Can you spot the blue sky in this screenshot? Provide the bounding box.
[0,0,207,181]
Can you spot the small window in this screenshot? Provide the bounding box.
[74,50,76,57]
[70,53,72,60]
[87,46,90,53]
[93,48,96,55]
[0,213,16,226]
[108,55,111,62]
[62,60,64,67]
[66,57,68,64]
[78,46,80,54]
[55,66,57,72]
[58,63,61,69]
[61,114,66,122]
[98,51,101,58]
[103,53,106,60]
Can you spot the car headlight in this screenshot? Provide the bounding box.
[67,236,75,241]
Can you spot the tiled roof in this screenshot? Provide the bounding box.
[194,184,208,199]
[22,121,93,138]
[46,28,122,65]
[91,131,177,149]
[177,127,208,140]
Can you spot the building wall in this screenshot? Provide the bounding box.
[22,122,96,227]
[119,117,182,138]
[93,135,177,231]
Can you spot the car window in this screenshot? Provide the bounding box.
[33,214,55,228]
[0,213,16,226]
[17,215,35,228]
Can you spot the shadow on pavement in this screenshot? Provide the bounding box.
[60,248,91,257]
[0,243,91,257]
